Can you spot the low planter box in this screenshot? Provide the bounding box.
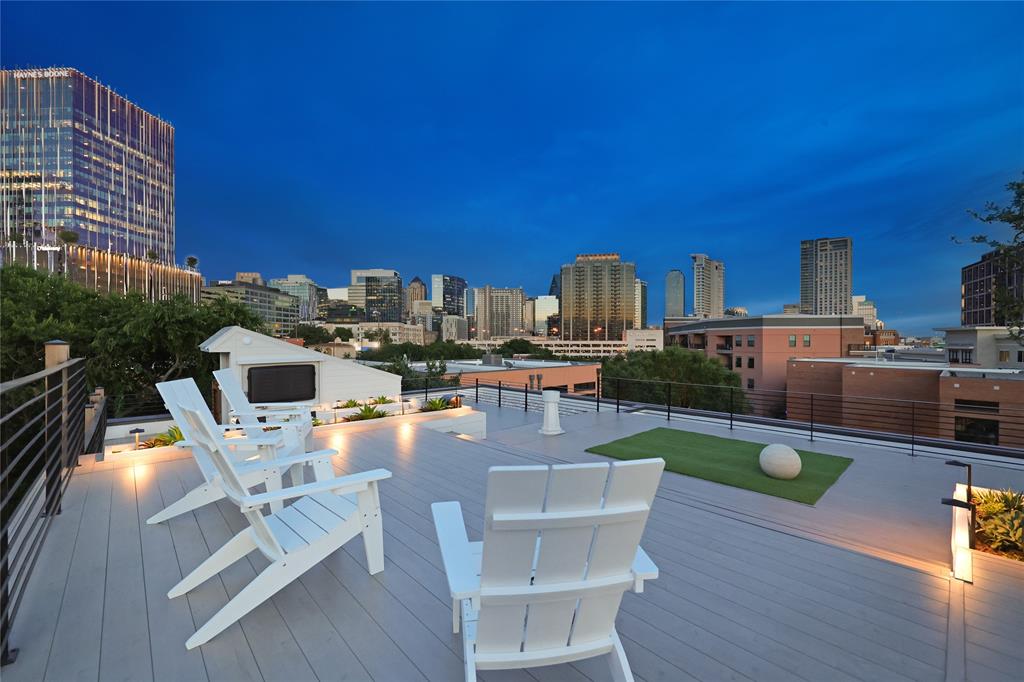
[312,405,486,439]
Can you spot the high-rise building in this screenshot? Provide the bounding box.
[560,253,636,341]
[523,298,536,335]
[1,68,175,263]
[351,269,403,322]
[548,273,561,298]
[405,276,427,316]
[201,280,300,336]
[851,294,879,330]
[634,278,648,329]
[691,254,725,318]
[473,285,525,340]
[268,274,321,320]
[533,295,559,335]
[665,269,685,317]
[800,237,853,315]
[430,274,468,316]
[441,315,469,342]
[961,249,1024,327]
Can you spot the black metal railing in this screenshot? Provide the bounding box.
[0,356,101,664]
[600,376,1024,458]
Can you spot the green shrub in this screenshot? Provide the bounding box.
[311,417,324,427]
[422,397,451,412]
[344,405,388,422]
[978,510,1024,553]
[141,425,184,449]
[341,399,362,408]
[371,395,395,405]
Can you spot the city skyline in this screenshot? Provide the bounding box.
[2,3,1022,334]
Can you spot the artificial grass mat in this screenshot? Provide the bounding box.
[586,428,852,505]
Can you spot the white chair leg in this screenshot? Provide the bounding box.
[184,551,313,649]
[462,613,477,682]
[147,483,224,524]
[608,629,634,682]
[168,528,257,599]
[358,484,385,575]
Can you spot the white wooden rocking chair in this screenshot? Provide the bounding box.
[148,378,334,524]
[212,368,314,451]
[432,458,664,682]
[170,404,391,649]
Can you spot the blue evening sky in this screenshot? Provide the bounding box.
[3,2,1022,334]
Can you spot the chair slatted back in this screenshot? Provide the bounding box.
[212,369,265,439]
[476,458,664,655]
[178,405,286,559]
[155,378,222,482]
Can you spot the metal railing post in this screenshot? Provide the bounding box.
[616,378,621,413]
[424,375,429,403]
[43,371,61,516]
[596,374,600,412]
[666,383,672,421]
[911,402,916,457]
[498,381,502,408]
[729,387,734,430]
[524,383,528,412]
[809,393,815,442]
[475,378,479,404]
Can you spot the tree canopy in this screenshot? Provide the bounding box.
[601,346,749,413]
[359,339,483,362]
[290,323,333,347]
[1,265,265,413]
[334,326,354,342]
[494,338,555,359]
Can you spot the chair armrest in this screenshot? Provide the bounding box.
[631,545,658,593]
[232,408,310,419]
[431,501,481,602]
[241,468,392,510]
[249,401,315,410]
[235,448,336,474]
[224,433,286,447]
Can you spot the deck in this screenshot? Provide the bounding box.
[5,405,1023,681]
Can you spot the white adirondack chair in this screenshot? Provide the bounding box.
[212,368,314,451]
[147,378,335,524]
[169,404,391,649]
[432,459,664,682]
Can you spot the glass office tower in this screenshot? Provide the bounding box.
[351,269,403,322]
[431,274,468,316]
[1,68,175,263]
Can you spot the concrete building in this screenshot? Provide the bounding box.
[335,321,434,346]
[782,303,802,315]
[469,328,663,358]
[667,314,866,396]
[236,272,265,286]
[441,315,469,342]
[201,280,300,337]
[423,358,601,395]
[851,294,879,330]
[430,274,468,316]
[533,295,559,336]
[725,307,749,317]
[560,253,636,341]
[691,254,725,318]
[787,358,1024,448]
[939,326,1024,369]
[473,285,526,340]
[800,237,853,314]
[268,274,321,321]
[350,268,403,322]
[665,269,686,318]
[961,249,1024,326]
[634,278,648,329]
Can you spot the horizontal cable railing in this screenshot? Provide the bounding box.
[599,376,1024,458]
[1,355,102,665]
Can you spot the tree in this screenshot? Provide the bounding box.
[961,175,1024,343]
[146,249,159,262]
[601,347,749,413]
[335,327,354,342]
[57,229,79,245]
[290,323,333,347]
[1,265,265,412]
[185,255,199,270]
[364,328,392,345]
[495,338,555,359]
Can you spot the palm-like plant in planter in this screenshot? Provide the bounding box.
[371,395,395,405]
[344,405,388,422]
[340,399,362,408]
[422,397,452,412]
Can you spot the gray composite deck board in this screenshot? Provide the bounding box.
[6,413,1024,682]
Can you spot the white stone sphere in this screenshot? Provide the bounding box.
[759,444,802,480]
